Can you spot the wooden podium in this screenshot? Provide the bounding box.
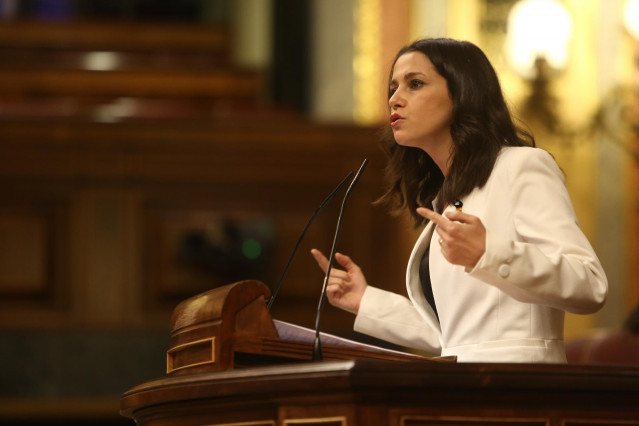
[120,281,639,425]
[164,280,443,375]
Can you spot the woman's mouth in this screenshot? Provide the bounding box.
[390,113,404,128]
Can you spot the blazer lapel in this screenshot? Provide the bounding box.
[406,221,442,337]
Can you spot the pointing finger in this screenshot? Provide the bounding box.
[416,207,446,226]
[310,248,329,273]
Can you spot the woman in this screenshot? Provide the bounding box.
[311,38,608,363]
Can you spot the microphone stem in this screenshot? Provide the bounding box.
[312,159,368,361]
[312,207,345,360]
[267,171,354,311]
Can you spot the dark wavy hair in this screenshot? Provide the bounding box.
[376,38,535,226]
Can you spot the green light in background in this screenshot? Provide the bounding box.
[242,238,262,259]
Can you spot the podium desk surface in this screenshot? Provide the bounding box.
[121,360,639,426]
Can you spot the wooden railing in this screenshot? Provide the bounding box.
[0,21,267,121]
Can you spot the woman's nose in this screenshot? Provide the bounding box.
[389,90,404,109]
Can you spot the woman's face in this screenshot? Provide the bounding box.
[388,51,454,155]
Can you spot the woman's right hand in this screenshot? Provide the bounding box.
[310,249,368,314]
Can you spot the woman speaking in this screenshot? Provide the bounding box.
[311,38,608,363]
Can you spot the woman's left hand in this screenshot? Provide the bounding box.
[417,207,486,269]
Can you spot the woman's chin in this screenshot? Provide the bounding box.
[394,139,419,149]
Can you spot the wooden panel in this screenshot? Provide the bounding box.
[0,192,71,327]
[120,361,639,425]
[283,418,346,425]
[563,421,639,425]
[0,21,230,51]
[0,199,67,302]
[0,21,258,122]
[69,190,142,327]
[0,121,406,334]
[0,96,266,121]
[204,422,275,426]
[0,121,382,182]
[281,405,353,426]
[0,48,230,71]
[0,213,47,295]
[0,69,262,98]
[400,417,548,426]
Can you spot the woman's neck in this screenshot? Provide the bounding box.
[424,139,454,177]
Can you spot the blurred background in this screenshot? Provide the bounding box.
[0,0,637,424]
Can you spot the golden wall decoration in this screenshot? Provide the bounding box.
[353,0,382,125]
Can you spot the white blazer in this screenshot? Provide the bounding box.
[354,147,608,363]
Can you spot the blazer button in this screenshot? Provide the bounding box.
[498,264,510,278]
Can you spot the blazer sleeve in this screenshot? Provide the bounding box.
[354,285,442,353]
[467,148,608,314]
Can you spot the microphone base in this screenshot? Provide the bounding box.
[312,336,323,361]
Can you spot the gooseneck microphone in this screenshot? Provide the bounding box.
[266,170,355,311]
[312,158,368,361]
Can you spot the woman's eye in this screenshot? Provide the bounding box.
[388,87,397,97]
[410,79,424,89]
